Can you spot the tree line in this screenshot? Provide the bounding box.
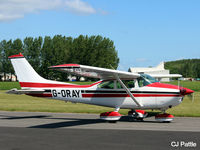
[0,35,119,81]
[165,59,200,78]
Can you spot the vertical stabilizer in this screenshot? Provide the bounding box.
[8,53,88,89]
[9,53,47,83]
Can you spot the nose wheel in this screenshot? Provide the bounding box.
[128,109,148,121]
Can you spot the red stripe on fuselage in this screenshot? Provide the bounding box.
[82,93,181,98]
[20,81,102,88]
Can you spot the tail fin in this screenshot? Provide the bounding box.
[9,53,89,89]
[9,53,47,83]
[8,53,66,89]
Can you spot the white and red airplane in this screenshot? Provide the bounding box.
[8,53,194,122]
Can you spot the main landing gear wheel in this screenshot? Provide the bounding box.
[100,111,122,123]
[155,113,174,123]
[128,109,148,121]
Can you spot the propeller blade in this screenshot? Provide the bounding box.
[187,93,195,103]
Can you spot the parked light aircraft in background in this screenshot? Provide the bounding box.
[8,53,194,123]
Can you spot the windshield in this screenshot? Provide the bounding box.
[137,74,158,87]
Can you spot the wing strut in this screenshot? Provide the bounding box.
[114,74,143,108]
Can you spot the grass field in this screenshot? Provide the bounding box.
[0,81,199,117]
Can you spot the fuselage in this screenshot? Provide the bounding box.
[23,80,188,110]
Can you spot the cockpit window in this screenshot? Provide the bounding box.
[117,80,135,89]
[98,81,114,89]
[141,74,158,83]
[97,75,158,89]
[98,80,135,89]
[137,74,158,87]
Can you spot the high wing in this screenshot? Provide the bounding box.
[49,64,141,80]
[50,64,143,107]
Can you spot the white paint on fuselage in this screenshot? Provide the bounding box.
[47,86,183,110]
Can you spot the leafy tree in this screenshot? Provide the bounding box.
[0,42,3,81]
[40,36,53,79]
[0,35,120,81]
[165,59,200,78]
[24,37,43,73]
[1,40,13,81]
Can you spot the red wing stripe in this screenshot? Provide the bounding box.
[50,64,80,68]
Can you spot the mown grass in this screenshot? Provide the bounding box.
[0,82,21,90]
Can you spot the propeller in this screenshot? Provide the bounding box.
[178,79,194,100]
[187,92,195,103]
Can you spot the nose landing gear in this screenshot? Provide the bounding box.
[128,109,148,121]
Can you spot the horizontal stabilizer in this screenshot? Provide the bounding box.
[7,88,45,95]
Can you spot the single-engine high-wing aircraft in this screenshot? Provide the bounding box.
[8,53,194,122]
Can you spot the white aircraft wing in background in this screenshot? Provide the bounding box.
[149,74,182,78]
[149,74,182,82]
[49,64,141,80]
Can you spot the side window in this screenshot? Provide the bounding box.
[138,78,144,87]
[126,80,135,88]
[117,80,135,89]
[116,81,122,89]
[137,77,149,87]
[98,81,114,89]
